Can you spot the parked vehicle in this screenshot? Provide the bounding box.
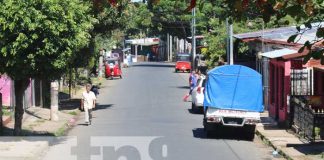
[175,54,191,73]
[191,75,206,113]
[105,57,122,80]
[203,65,263,140]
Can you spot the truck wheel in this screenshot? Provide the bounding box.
[175,69,178,73]
[120,75,122,79]
[205,130,212,138]
[244,125,256,140]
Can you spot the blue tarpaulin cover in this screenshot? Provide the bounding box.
[203,65,264,112]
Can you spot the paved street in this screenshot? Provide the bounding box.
[43,62,274,160]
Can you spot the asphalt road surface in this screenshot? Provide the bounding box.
[43,62,274,160]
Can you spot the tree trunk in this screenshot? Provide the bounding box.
[13,79,30,136]
[0,93,3,134]
[69,68,72,97]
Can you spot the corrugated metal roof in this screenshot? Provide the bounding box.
[260,48,297,58]
[234,26,296,39]
[234,22,322,44]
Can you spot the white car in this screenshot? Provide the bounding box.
[191,75,206,112]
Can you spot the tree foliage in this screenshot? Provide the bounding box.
[201,0,324,64]
[149,0,191,38]
[0,0,95,135]
[92,0,130,36]
[126,3,153,38]
[0,0,95,80]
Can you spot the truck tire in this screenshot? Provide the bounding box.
[205,130,212,138]
[244,125,256,140]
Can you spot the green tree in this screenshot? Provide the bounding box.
[0,0,95,135]
[203,0,324,64]
[126,3,153,38]
[149,0,191,38]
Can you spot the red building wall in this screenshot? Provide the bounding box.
[269,59,291,122]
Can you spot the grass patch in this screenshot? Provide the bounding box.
[2,107,12,116]
[68,111,77,116]
[54,124,67,137]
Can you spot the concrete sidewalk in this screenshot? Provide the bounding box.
[0,106,80,160]
[256,112,324,160]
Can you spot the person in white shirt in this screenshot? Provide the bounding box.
[81,84,96,125]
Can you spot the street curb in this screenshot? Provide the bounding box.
[255,128,294,160]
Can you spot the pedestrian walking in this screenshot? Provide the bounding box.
[90,85,99,97]
[183,70,198,101]
[81,84,96,125]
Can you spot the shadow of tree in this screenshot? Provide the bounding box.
[59,98,81,111]
[1,126,55,136]
[287,142,324,156]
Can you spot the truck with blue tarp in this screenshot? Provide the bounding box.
[203,65,264,139]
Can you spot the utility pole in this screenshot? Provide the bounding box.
[50,81,59,121]
[98,49,103,77]
[192,7,196,70]
[226,18,234,65]
[170,34,173,61]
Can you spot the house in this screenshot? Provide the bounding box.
[233,23,323,125]
[0,75,42,111]
[125,38,160,62]
[0,75,14,107]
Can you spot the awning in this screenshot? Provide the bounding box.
[260,48,297,59]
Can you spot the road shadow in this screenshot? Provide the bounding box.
[187,109,204,115]
[192,128,254,141]
[175,86,190,89]
[105,77,122,81]
[94,104,114,111]
[77,123,90,126]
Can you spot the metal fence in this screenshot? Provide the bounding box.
[290,96,324,142]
